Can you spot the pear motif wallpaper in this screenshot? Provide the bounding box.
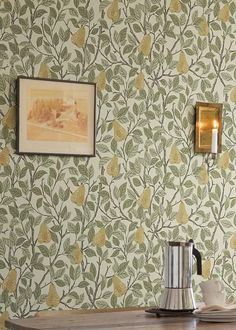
[0,0,236,322]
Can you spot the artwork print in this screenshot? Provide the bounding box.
[17,77,96,156]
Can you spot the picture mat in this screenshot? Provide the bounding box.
[18,78,96,156]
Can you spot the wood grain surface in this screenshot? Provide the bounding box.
[5,309,236,330]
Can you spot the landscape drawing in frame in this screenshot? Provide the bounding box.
[16,76,96,156]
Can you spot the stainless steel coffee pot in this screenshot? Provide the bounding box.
[159,240,202,311]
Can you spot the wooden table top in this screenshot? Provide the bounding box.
[5,309,236,330]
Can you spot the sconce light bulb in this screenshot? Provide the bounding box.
[211,122,218,154]
[213,119,218,129]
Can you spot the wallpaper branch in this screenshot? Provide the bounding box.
[0,0,236,323]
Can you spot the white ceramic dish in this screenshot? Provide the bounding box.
[196,310,236,316]
[194,304,236,322]
[195,315,236,323]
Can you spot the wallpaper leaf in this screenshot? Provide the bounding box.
[0,0,236,319]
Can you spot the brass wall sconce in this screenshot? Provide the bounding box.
[195,102,222,157]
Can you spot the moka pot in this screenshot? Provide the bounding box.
[159,240,202,311]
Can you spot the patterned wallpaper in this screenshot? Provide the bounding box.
[0,0,236,322]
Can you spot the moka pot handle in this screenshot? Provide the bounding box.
[189,239,202,275]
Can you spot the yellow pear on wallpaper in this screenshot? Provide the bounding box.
[169,144,181,164]
[71,242,83,264]
[202,259,211,279]
[0,147,10,166]
[46,284,60,307]
[96,71,106,91]
[38,63,50,78]
[170,0,181,13]
[71,185,85,206]
[230,233,236,250]
[176,51,189,74]
[2,107,16,129]
[198,163,208,185]
[107,155,120,177]
[38,223,51,243]
[229,86,236,102]
[218,4,230,22]
[2,269,17,292]
[135,226,144,244]
[138,187,151,209]
[134,72,144,90]
[218,151,230,170]
[112,276,127,297]
[107,0,120,22]
[113,120,127,142]
[93,228,106,247]
[176,201,188,224]
[138,34,151,56]
[0,311,9,329]
[198,16,209,36]
[71,26,86,48]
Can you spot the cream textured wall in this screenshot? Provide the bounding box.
[0,0,236,321]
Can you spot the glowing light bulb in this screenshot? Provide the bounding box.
[211,120,218,154]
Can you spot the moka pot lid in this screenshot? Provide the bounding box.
[168,241,193,247]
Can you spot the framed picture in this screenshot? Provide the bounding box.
[195,101,222,153]
[16,76,96,156]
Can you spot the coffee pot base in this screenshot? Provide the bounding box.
[159,288,196,311]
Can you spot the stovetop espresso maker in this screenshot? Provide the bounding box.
[159,240,202,311]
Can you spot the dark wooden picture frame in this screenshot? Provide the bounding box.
[16,76,96,157]
[195,101,222,153]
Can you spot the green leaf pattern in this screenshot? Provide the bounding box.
[0,0,236,318]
